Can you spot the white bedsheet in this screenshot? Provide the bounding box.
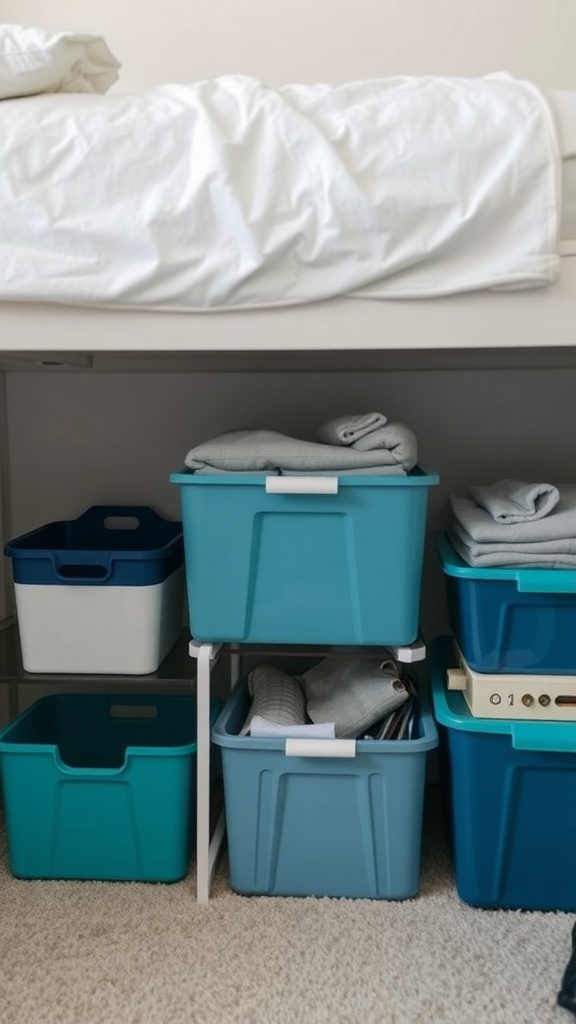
[0,73,562,311]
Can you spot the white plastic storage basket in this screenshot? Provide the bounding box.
[4,506,184,674]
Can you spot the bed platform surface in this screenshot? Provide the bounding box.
[0,253,574,359]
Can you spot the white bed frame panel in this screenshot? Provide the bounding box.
[1,254,575,357]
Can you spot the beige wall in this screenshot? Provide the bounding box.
[2,0,575,90]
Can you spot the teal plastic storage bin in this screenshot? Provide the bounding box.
[436,531,576,674]
[431,635,576,911]
[171,467,439,645]
[212,676,438,899]
[0,693,219,882]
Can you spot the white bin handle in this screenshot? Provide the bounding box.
[285,738,356,758]
[265,476,339,495]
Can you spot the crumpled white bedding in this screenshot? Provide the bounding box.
[0,72,562,311]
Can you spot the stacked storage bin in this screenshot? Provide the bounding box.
[0,505,211,883]
[171,467,440,899]
[0,692,219,881]
[433,530,576,911]
[4,505,185,675]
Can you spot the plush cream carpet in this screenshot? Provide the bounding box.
[0,787,573,1024]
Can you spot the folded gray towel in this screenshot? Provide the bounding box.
[316,414,418,471]
[279,466,405,476]
[448,524,576,567]
[450,487,576,544]
[240,665,306,736]
[469,479,560,523]
[185,429,411,474]
[299,655,409,739]
[350,421,418,469]
[190,464,405,476]
[316,412,387,446]
[450,517,576,558]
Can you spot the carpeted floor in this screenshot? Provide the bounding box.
[0,786,573,1024]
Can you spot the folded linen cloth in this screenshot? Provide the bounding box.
[450,516,576,558]
[316,414,417,469]
[240,665,306,736]
[185,428,413,474]
[279,466,405,476]
[469,479,560,523]
[187,464,405,476]
[448,523,576,567]
[450,487,576,544]
[349,422,418,467]
[316,413,387,446]
[249,717,336,739]
[298,655,410,739]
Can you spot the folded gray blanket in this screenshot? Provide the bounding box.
[450,488,576,544]
[299,655,409,739]
[468,479,560,523]
[448,486,576,567]
[185,421,417,474]
[240,658,410,739]
[240,665,306,735]
[185,462,405,476]
[448,524,576,567]
[450,517,576,557]
[316,412,387,446]
[317,413,418,468]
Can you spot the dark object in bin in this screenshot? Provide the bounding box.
[558,921,576,1015]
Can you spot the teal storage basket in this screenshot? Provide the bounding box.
[171,466,439,645]
[212,675,438,899]
[0,693,219,882]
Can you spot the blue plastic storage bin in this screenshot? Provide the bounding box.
[4,506,185,674]
[436,531,576,674]
[431,635,576,911]
[171,467,439,645]
[0,693,219,882]
[212,675,438,899]
[4,505,183,586]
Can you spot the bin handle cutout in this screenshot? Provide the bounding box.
[285,738,356,758]
[109,704,158,719]
[103,515,140,531]
[75,505,171,535]
[55,563,110,580]
[265,476,339,495]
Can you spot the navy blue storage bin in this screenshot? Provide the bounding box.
[4,505,183,587]
[431,635,576,912]
[435,531,576,674]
